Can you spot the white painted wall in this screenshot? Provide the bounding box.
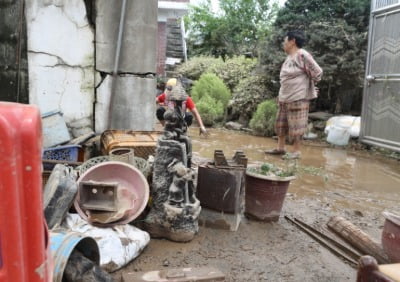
[26,0,95,137]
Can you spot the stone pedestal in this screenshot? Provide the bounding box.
[144,138,200,242]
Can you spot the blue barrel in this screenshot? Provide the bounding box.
[50,231,100,282]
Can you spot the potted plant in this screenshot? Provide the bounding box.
[245,162,296,222]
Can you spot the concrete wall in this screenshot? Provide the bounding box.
[25,0,95,137]
[95,0,157,132]
[0,0,29,103]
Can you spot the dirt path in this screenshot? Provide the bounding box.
[112,127,400,281]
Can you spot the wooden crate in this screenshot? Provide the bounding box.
[100,130,162,160]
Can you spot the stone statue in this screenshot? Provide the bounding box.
[144,81,200,242]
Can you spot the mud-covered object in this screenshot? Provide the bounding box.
[62,213,150,272]
[63,250,112,282]
[43,164,78,229]
[144,139,201,242]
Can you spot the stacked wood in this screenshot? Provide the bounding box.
[327,216,389,264]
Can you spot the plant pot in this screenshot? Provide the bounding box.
[382,212,400,262]
[245,171,295,222]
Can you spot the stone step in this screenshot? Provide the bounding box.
[166,51,184,58]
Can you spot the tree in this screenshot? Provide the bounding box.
[259,0,370,113]
[185,0,279,58]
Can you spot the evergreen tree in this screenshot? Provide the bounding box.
[260,0,370,113]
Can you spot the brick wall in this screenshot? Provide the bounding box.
[157,22,167,76]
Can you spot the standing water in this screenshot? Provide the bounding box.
[189,127,400,212]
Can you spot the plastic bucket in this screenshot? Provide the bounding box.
[74,161,149,226]
[50,231,99,282]
[327,125,351,146]
[245,172,294,222]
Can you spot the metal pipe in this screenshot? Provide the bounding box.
[113,0,127,75]
[284,216,358,268]
[107,0,128,129]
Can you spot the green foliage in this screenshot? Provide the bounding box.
[259,0,370,113]
[230,75,272,124]
[191,73,231,126]
[208,56,258,91]
[186,0,278,57]
[248,162,296,178]
[195,94,224,126]
[177,56,257,92]
[176,56,223,81]
[249,99,277,137]
[192,73,231,108]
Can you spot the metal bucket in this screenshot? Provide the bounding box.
[109,147,135,166]
[245,172,295,222]
[50,231,100,282]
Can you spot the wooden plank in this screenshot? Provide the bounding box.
[379,264,400,281]
[327,216,389,264]
[122,266,225,282]
[285,216,358,267]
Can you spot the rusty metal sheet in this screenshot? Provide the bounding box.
[197,165,245,214]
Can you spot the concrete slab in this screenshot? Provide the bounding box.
[95,75,156,132]
[199,207,242,232]
[96,0,157,73]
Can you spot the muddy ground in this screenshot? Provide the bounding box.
[112,127,400,282]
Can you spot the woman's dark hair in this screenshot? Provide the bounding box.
[286,30,306,48]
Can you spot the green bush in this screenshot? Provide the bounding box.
[230,75,272,125]
[195,94,224,126]
[176,56,223,80]
[207,56,257,91]
[191,73,231,108]
[249,99,277,137]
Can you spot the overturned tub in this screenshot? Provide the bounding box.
[74,161,149,226]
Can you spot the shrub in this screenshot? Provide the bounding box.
[208,56,257,91]
[229,75,272,125]
[176,56,223,80]
[195,94,224,126]
[191,73,231,108]
[249,99,277,137]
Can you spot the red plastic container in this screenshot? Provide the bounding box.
[0,102,51,282]
[382,212,400,263]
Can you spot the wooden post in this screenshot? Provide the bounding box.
[327,216,389,264]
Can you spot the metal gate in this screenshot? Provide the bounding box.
[360,0,400,152]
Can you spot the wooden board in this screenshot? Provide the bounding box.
[379,264,400,282]
[122,266,225,282]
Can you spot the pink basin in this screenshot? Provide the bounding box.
[74,161,149,226]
